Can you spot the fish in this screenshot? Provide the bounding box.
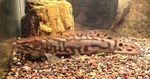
[14,30,141,62]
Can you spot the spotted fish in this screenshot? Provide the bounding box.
[14,31,141,61]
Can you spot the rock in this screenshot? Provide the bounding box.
[21,0,74,37]
[57,0,74,30]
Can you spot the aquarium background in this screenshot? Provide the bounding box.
[0,0,150,78]
[0,0,25,41]
[0,0,25,77]
[68,0,117,30]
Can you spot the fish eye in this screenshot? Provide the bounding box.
[119,43,123,47]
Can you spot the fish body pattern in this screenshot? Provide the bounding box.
[56,30,118,40]
[15,31,141,58]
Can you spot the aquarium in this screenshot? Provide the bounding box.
[0,0,25,78]
[0,0,150,79]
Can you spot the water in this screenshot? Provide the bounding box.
[0,0,25,77]
[0,41,14,77]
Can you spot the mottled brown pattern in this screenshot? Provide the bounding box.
[14,31,141,58]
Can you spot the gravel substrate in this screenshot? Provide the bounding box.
[6,53,150,79]
[5,38,150,79]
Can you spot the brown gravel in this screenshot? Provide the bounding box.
[6,53,150,79]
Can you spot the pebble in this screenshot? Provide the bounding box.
[6,53,150,79]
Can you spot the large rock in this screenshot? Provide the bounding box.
[57,0,74,30]
[21,0,74,37]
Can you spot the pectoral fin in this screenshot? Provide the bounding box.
[44,53,60,63]
[71,49,81,59]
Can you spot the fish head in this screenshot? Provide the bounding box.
[115,41,141,55]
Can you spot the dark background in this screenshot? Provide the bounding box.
[68,0,117,29]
